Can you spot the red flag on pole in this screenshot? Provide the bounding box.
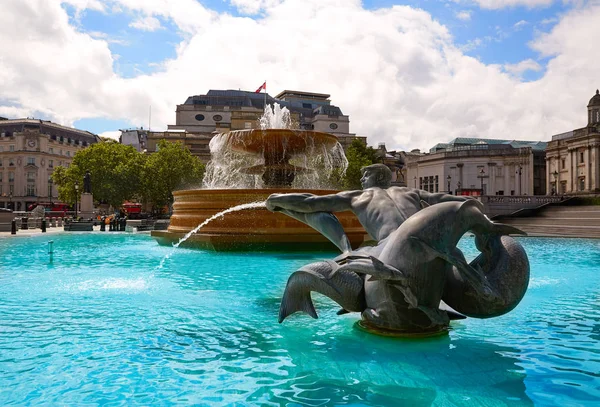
[255,81,266,93]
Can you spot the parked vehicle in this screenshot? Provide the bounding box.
[122,202,143,219]
[27,202,71,216]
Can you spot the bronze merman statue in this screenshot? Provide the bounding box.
[266,164,529,336]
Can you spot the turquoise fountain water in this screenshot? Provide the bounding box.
[1,234,599,406]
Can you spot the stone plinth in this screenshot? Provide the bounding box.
[80,193,94,219]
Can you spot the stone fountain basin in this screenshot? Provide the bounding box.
[151,189,368,251]
[226,129,339,156]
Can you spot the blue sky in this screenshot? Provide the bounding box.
[3,0,598,150]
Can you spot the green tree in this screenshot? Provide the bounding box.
[342,139,379,190]
[142,140,205,211]
[52,141,145,208]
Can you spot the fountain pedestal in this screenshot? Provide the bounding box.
[151,189,367,251]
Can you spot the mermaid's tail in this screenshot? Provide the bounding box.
[279,261,365,322]
[442,235,530,318]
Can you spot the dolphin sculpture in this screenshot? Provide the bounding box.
[277,199,530,334]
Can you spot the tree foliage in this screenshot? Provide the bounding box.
[342,139,380,190]
[52,141,145,208]
[52,139,206,211]
[141,140,205,210]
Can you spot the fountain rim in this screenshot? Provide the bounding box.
[173,188,342,196]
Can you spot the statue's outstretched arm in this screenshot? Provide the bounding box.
[418,190,471,206]
[266,190,359,213]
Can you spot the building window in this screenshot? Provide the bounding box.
[0,172,2,182]
[244,122,252,129]
[8,159,14,166]
[26,184,35,196]
[212,114,223,121]
[49,160,53,168]
[580,151,584,164]
[27,172,36,182]
[49,147,54,154]
[329,123,338,130]
[435,175,439,193]
[9,172,14,182]
[560,181,567,194]
[561,159,565,169]
[0,159,2,167]
[9,145,14,152]
[579,177,585,191]
[27,157,35,166]
[194,114,205,121]
[66,151,70,157]
[419,177,423,189]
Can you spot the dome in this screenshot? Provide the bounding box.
[588,89,600,107]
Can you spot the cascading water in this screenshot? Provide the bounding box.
[203,103,348,190]
[152,102,363,251]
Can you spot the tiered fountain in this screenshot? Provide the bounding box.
[152,105,366,250]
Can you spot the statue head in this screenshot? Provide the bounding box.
[360,164,392,189]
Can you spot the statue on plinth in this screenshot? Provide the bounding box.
[266,164,530,336]
[83,171,92,194]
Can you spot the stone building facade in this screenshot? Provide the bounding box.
[545,90,600,195]
[406,138,547,196]
[0,119,99,211]
[146,89,365,162]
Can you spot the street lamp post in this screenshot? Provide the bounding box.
[48,179,53,206]
[553,170,559,195]
[479,168,485,195]
[74,181,79,219]
[447,175,452,194]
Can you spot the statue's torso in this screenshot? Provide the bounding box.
[350,187,421,241]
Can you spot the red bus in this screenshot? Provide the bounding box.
[122,202,143,218]
[28,202,70,216]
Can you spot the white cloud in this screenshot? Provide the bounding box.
[61,0,105,13]
[469,0,554,9]
[455,10,472,20]
[98,130,122,140]
[1,0,599,152]
[231,0,283,15]
[540,17,558,24]
[460,37,483,51]
[503,58,542,78]
[129,16,162,31]
[514,19,528,29]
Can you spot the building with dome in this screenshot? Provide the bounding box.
[545,89,600,195]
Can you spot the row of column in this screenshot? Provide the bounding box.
[547,143,600,194]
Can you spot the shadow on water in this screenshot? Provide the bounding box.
[264,324,534,406]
